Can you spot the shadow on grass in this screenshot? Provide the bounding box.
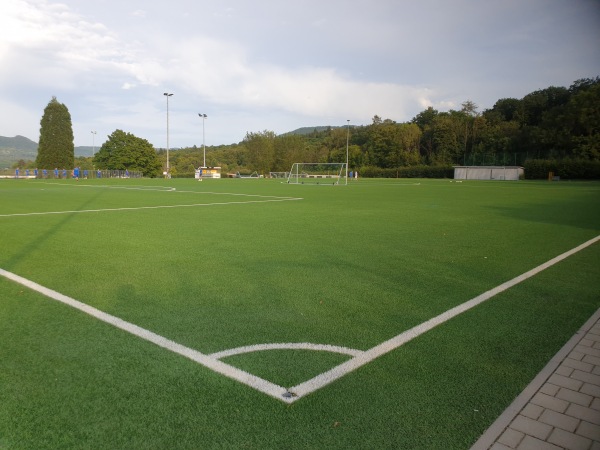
[3,187,105,272]
[488,196,600,231]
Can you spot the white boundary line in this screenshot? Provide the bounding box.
[287,234,600,398]
[1,235,598,403]
[37,182,177,192]
[0,268,292,402]
[1,183,302,218]
[0,199,302,218]
[41,181,300,199]
[210,343,364,359]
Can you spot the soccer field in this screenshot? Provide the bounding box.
[1,177,599,449]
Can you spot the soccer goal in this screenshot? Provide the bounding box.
[269,172,290,179]
[286,163,347,185]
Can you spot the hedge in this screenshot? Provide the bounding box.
[524,159,600,180]
[358,165,454,178]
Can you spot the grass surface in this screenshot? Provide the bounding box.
[0,177,599,449]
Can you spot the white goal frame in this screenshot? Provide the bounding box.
[286,163,347,185]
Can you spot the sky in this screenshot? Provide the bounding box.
[1,0,599,149]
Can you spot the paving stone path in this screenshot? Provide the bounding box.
[472,308,600,450]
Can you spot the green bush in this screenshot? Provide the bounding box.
[524,159,600,179]
[359,165,453,178]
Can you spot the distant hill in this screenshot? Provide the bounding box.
[0,135,38,168]
[285,126,340,136]
[0,135,38,151]
[76,146,95,158]
[0,135,93,167]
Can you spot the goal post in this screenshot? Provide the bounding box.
[286,163,348,185]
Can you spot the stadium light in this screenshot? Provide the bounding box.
[91,130,97,156]
[164,93,173,176]
[198,113,207,167]
[346,119,350,185]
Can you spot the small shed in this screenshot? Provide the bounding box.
[453,166,524,181]
[196,166,222,179]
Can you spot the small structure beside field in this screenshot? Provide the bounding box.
[453,166,524,181]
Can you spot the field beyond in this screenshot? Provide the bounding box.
[1,177,599,449]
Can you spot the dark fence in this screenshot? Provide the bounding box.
[0,169,143,179]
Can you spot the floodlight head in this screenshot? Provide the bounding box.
[164,92,173,97]
[199,113,207,118]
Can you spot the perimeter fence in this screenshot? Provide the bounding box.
[0,169,143,179]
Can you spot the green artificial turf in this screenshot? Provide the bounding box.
[0,177,599,449]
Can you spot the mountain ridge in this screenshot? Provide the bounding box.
[0,135,97,166]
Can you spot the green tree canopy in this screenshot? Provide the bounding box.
[93,129,162,177]
[144,76,599,176]
[243,130,276,173]
[36,96,74,169]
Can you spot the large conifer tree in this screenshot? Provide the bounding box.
[36,97,74,169]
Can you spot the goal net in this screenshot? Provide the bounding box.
[286,163,347,185]
[269,172,290,179]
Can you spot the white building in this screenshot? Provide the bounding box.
[453,166,524,181]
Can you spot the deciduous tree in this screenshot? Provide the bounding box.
[243,130,276,174]
[93,129,162,177]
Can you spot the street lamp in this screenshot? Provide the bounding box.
[198,113,207,167]
[164,92,173,176]
[91,131,97,156]
[346,119,350,185]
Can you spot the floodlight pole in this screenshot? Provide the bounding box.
[346,119,350,185]
[91,130,97,156]
[164,93,173,176]
[199,113,207,167]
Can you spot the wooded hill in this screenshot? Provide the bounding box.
[159,77,600,178]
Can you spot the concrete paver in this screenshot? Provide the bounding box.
[472,308,600,450]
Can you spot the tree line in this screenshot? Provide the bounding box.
[165,77,599,177]
[24,76,600,178]
[31,98,163,177]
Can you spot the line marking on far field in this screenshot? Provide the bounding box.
[1,235,598,403]
[0,198,302,218]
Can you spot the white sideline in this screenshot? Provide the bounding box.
[43,181,300,198]
[1,183,302,218]
[288,234,600,398]
[44,182,177,192]
[0,198,302,218]
[1,235,598,403]
[0,268,292,402]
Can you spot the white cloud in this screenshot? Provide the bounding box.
[0,98,41,141]
[1,0,599,147]
[0,0,131,90]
